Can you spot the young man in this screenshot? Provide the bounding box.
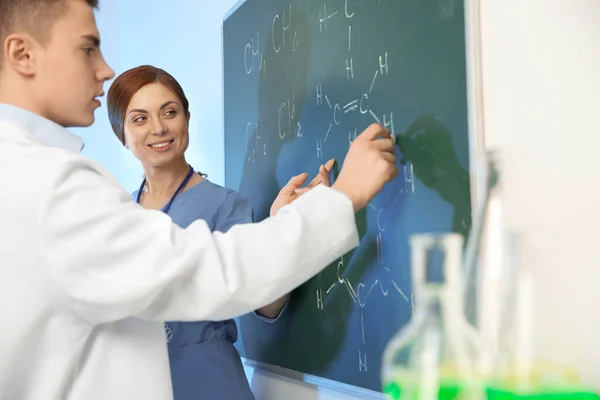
[0,0,398,399]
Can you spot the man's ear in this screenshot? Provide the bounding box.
[4,34,38,77]
[186,112,191,125]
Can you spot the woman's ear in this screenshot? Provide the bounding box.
[186,112,191,125]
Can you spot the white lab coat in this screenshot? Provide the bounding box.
[0,111,359,399]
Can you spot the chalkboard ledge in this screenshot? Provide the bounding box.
[241,358,385,399]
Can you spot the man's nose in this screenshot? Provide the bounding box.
[97,52,115,82]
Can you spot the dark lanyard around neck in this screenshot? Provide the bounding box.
[135,164,195,214]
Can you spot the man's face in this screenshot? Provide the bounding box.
[34,0,114,127]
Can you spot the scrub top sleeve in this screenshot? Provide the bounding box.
[214,193,254,233]
[253,296,290,323]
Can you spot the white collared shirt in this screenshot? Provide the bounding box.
[0,104,359,399]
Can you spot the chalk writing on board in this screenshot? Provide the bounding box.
[241,1,302,78]
[244,31,265,75]
[316,287,324,309]
[379,52,389,75]
[348,128,357,147]
[316,137,323,158]
[278,95,297,139]
[314,168,416,371]
[346,57,354,79]
[314,55,395,157]
[307,2,414,372]
[359,349,367,372]
[245,118,267,162]
[312,48,393,161]
[345,0,355,19]
[369,71,378,93]
[272,3,298,53]
[318,3,339,33]
[316,163,415,372]
[348,25,352,50]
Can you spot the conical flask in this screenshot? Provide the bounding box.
[382,233,485,400]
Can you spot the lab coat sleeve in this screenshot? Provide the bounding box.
[215,193,290,323]
[41,157,359,325]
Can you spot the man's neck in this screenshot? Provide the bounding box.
[0,79,47,122]
[142,158,191,200]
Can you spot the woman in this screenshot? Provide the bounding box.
[106,65,332,399]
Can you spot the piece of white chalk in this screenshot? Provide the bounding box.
[390,134,396,144]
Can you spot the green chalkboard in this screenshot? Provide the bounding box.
[223,0,473,394]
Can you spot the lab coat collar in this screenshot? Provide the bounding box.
[0,103,84,153]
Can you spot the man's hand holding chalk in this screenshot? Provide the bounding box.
[332,123,398,211]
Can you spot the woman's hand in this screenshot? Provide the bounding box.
[270,158,335,216]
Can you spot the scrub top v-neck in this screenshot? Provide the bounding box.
[135,164,195,214]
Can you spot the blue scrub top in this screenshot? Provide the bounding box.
[133,178,279,400]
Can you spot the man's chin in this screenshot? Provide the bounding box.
[65,114,96,128]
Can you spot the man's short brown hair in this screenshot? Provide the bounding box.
[0,0,99,66]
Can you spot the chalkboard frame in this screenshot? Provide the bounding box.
[222,0,488,395]
[224,0,247,21]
